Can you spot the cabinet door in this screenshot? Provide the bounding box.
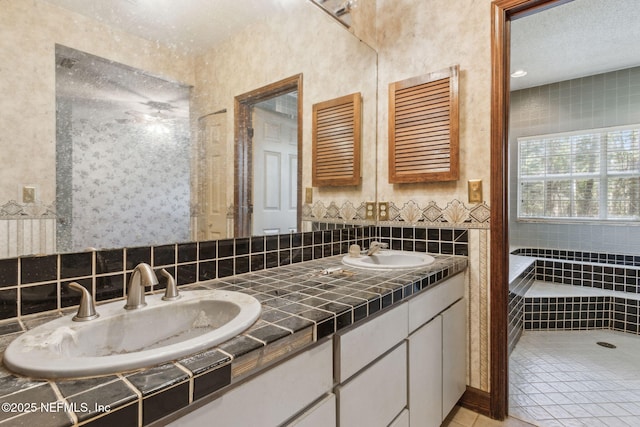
[408,316,442,427]
[442,299,467,418]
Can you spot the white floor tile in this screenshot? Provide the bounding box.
[510,330,640,427]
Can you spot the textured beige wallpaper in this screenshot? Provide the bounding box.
[375,0,493,392]
[0,0,194,205]
[191,0,378,216]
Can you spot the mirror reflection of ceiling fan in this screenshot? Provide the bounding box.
[123,101,178,124]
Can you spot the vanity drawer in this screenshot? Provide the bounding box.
[170,339,333,427]
[408,273,464,333]
[334,302,408,382]
[336,342,407,427]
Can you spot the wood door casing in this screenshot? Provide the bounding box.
[234,74,302,238]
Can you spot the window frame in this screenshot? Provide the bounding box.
[516,124,640,224]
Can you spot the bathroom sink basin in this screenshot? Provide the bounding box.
[342,250,436,270]
[3,290,261,379]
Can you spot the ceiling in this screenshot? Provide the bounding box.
[49,0,640,100]
[47,0,295,121]
[510,0,640,90]
[55,45,191,122]
[43,0,287,53]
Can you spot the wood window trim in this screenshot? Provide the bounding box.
[388,65,460,183]
[312,92,362,187]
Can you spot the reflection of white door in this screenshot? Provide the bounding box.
[197,112,227,240]
[252,107,297,235]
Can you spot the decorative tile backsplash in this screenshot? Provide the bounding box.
[0,200,56,218]
[303,199,490,228]
[0,224,469,322]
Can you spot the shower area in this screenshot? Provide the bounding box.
[506,1,640,425]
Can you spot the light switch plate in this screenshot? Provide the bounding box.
[468,179,482,203]
[23,186,36,204]
[305,187,313,204]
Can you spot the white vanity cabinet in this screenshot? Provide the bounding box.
[442,298,467,418]
[407,273,466,426]
[408,315,443,427]
[170,271,466,427]
[170,339,334,427]
[334,272,466,427]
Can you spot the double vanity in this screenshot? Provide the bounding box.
[0,251,467,426]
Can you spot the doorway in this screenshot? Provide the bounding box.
[252,98,299,235]
[491,0,640,421]
[490,0,566,420]
[234,74,302,237]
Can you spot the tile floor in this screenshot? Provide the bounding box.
[443,406,535,427]
[509,330,640,426]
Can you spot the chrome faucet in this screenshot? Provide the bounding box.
[68,282,99,321]
[366,241,389,256]
[124,263,158,310]
[160,268,180,301]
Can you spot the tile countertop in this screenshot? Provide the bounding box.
[0,254,467,427]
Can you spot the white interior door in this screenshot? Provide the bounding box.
[197,112,227,240]
[252,107,297,235]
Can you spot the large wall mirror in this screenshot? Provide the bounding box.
[0,0,377,258]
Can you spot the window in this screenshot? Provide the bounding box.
[517,125,640,222]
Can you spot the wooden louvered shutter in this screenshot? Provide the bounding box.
[312,93,362,186]
[389,65,459,183]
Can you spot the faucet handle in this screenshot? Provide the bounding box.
[160,269,180,301]
[68,282,99,322]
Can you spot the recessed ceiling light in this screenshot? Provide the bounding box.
[511,69,528,78]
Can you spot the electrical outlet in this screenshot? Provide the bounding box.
[365,202,377,220]
[305,187,313,204]
[378,202,389,220]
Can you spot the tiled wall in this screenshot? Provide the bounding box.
[0,225,468,323]
[524,294,640,335]
[513,248,640,268]
[524,296,612,331]
[512,249,640,294]
[509,66,640,254]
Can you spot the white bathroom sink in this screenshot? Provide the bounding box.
[342,250,436,270]
[3,290,261,379]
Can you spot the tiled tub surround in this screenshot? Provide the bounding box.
[509,251,640,349]
[508,255,537,354]
[0,252,467,426]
